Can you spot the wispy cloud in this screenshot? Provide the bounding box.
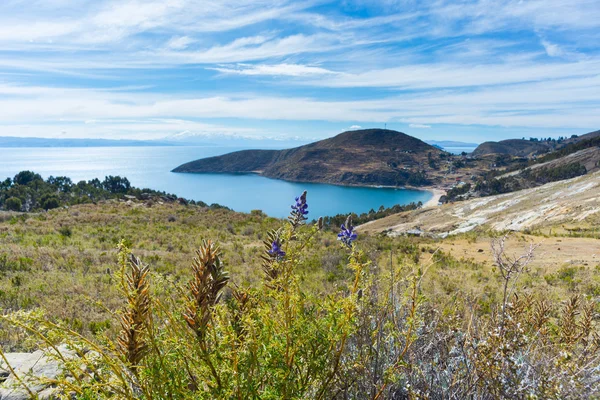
[0,0,599,141]
[209,63,336,77]
[166,36,194,50]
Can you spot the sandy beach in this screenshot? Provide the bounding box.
[422,188,446,208]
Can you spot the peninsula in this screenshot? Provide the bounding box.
[172,129,444,187]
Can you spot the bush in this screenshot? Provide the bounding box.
[58,226,72,237]
[4,197,22,211]
[40,194,60,210]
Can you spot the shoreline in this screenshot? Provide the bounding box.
[174,170,446,208]
[422,188,446,208]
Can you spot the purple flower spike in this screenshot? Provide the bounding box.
[268,239,286,259]
[291,190,309,217]
[337,215,358,247]
[289,191,309,227]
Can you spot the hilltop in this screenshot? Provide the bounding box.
[472,139,553,157]
[473,129,600,157]
[173,129,444,187]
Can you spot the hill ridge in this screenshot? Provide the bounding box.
[173,129,443,187]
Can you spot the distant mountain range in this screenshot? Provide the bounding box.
[173,129,444,187]
[0,136,174,147]
[0,135,311,148]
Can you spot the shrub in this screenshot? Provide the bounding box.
[4,197,22,211]
[40,194,60,210]
[58,226,72,237]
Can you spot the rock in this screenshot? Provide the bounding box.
[0,345,78,399]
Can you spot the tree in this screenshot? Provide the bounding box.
[0,178,11,190]
[48,176,73,192]
[102,176,131,194]
[5,197,22,211]
[13,171,42,186]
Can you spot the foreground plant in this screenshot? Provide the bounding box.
[0,196,598,399]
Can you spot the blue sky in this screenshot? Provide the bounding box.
[1,0,599,144]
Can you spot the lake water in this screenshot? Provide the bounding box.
[444,147,477,154]
[0,146,432,218]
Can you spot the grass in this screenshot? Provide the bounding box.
[0,201,281,347]
[0,195,597,398]
[0,187,597,399]
[0,197,596,349]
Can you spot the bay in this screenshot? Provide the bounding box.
[0,146,432,218]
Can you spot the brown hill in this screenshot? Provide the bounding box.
[472,130,600,158]
[173,129,444,187]
[472,139,553,157]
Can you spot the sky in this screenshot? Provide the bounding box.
[1,0,600,144]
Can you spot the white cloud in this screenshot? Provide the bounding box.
[209,63,336,77]
[166,36,194,50]
[540,39,564,58]
[303,59,600,90]
[156,33,342,64]
[0,0,599,141]
[349,125,362,129]
[0,73,599,132]
[409,124,431,128]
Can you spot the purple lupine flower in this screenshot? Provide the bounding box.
[289,190,309,228]
[268,239,286,259]
[337,215,357,247]
[291,190,309,217]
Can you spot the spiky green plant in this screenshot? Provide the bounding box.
[117,253,151,372]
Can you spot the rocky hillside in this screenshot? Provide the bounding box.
[472,139,553,157]
[359,170,600,236]
[473,129,600,157]
[173,129,444,186]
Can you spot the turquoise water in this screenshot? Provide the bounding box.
[0,146,432,218]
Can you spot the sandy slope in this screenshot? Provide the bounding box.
[359,171,600,237]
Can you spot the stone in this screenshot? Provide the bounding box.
[0,345,78,400]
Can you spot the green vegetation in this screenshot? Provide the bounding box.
[0,177,598,398]
[445,183,471,201]
[0,171,226,212]
[468,162,588,198]
[0,189,598,398]
[535,134,600,164]
[320,201,422,230]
